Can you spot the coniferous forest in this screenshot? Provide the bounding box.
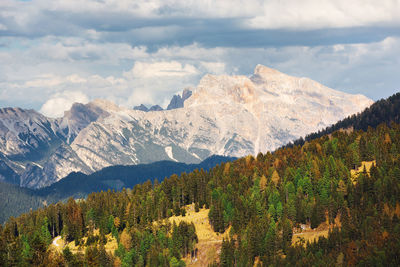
[1,96,400,266]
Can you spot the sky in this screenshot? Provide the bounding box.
[0,0,399,117]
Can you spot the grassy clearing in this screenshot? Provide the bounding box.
[49,229,118,255]
[162,204,230,266]
[292,215,341,246]
[350,160,376,184]
[292,229,329,246]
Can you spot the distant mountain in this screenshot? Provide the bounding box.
[134,89,192,112]
[0,155,235,223]
[133,104,149,112]
[134,104,164,112]
[36,155,236,200]
[0,65,373,189]
[148,104,163,111]
[64,65,371,182]
[288,91,400,147]
[0,107,64,162]
[167,89,192,110]
[59,101,109,143]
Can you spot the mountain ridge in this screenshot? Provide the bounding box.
[0,65,373,188]
[0,154,236,223]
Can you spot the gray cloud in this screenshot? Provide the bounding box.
[0,0,399,116]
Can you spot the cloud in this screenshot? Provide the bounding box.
[1,0,399,48]
[245,0,400,30]
[124,61,198,79]
[24,74,64,88]
[122,61,200,107]
[200,61,226,74]
[2,36,400,114]
[0,0,399,112]
[39,91,89,118]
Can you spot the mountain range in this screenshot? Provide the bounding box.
[0,155,235,224]
[0,65,373,189]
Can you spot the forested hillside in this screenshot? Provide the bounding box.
[36,155,236,201]
[0,155,235,224]
[1,118,400,265]
[0,182,44,224]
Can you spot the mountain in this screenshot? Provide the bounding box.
[167,89,192,110]
[148,104,163,111]
[0,159,19,184]
[0,107,63,163]
[65,65,372,178]
[58,102,110,143]
[133,104,149,112]
[36,155,236,201]
[134,89,192,111]
[0,155,235,224]
[288,92,400,147]
[0,65,373,188]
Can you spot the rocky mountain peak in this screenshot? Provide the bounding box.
[60,102,110,143]
[167,89,193,110]
[133,104,149,112]
[90,99,120,112]
[0,65,374,189]
[182,88,192,100]
[148,105,163,111]
[253,64,283,78]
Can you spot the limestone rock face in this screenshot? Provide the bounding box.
[0,108,63,160]
[0,65,373,188]
[58,102,110,143]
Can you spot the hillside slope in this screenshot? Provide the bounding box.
[1,116,400,265]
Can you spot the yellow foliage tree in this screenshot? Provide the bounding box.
[223,162,231,176]
[271,170,280,186]
[114,217,121,229]
[120,228,132,251]
[260,175,267,191]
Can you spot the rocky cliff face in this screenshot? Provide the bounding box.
[167,89,192,110]
[0,108,63,162]
[0,65,373,188]
[58,102,110,144]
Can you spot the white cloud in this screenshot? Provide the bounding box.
[39,91,89,118]
[1,36,400,113]
[125,61,198,79]
[245,0,400,30]
[200,61,226,74]
[38,0,400,30]
[24,74,64,88]
[0,0,398,115]
[127,89,156,108]
[1,0,398,34]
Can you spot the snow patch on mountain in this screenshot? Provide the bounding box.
[165,146,178,162]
